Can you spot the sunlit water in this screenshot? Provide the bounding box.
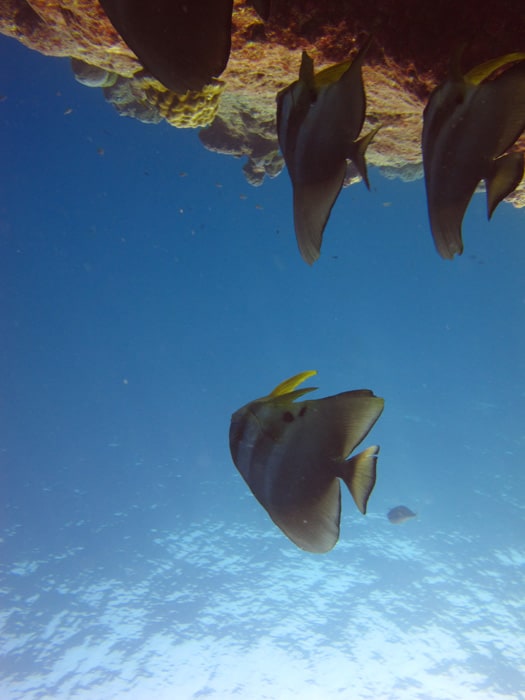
[1,35,524,700]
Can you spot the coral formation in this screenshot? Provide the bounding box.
[1,0,524,204]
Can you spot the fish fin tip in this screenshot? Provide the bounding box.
[293,165,346,263]
[339,445,379,514]
[466,52,525,85]
[269,370,317,398]
[351,126,380,189]
[486,152,524,219]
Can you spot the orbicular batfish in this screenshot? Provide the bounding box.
[229,370,384,553]
[276,38,380,265]
[387,505,416,524]
[422,52,525,259]
[98,0,234,93]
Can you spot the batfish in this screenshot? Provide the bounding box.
[422,51,525,259]
[98,0,234,93]
[387,505,416,524]
[229,370,384,553]
[276,38,380,264]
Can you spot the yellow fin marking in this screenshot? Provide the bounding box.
[269,370,317,397]
[465,52,525,85]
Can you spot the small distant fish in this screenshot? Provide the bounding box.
[276,37,379,264]
[229,370,384,553]
[387,505,416,524]
[422,51,525,259]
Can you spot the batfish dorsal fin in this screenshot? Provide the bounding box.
[338,445,379,514]
[314,391,384,459]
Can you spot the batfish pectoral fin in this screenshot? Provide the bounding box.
[465,52,525,86]
[293,162,347,264]
[485,152,525,219]
[269,370,317,397]
[337,445,379,514]
[350,125,381,190]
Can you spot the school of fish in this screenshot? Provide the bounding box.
[96,2,524,551]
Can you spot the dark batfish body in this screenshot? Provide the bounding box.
[387,505,416,524]
[276,39,379,264]
[422,53,525,259]
[98,0,233,93]
[230,371,384,553]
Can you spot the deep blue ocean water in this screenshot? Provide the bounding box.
[1,35,524,700]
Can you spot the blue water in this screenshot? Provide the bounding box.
[1,36,524,700]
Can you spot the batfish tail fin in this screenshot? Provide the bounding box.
[486,152,524,219]
[351,126,381,190]
[338,445,379,514]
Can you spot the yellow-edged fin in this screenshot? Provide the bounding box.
[465,52,525,85]
[328,391,384,458]
[351,126,381,189]
[314,35,373,89]
[314,60,352,88]
[269,370,317,397]
[338,445,379,514]
[486,152,525,219]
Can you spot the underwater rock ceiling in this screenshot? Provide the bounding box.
[2,0,524,204]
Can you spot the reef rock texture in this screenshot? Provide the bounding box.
[1,0,525,203]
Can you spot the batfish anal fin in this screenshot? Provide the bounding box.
[293,162,347,264]
[272,480,341,554]
[349,125,381,189]
[486,151,525,219]
[337,445,379,514]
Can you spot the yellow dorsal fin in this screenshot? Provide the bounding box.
[314,60,352,89]
[314,35,373,89]
[465,52,525,85]
[269,370,317,397]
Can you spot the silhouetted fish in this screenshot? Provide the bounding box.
[422,51,525,259]
[276,38,379,264]
[250,0,271,20]
[387,505,416,524]
[98,0,234,93]
[229,370,384,553]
